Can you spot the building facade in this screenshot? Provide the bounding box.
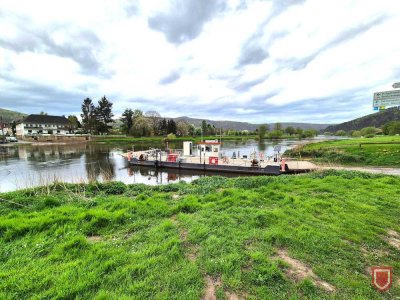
[16,115,70,138]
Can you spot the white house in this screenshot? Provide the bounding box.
[16,114,70,138]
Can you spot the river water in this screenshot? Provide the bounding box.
[0,137,328,192]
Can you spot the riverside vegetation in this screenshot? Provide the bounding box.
[1,171,400,299]
[285,136,400,167]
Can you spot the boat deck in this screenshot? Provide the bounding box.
[122,150,317,175]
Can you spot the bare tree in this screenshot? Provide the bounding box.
[144,111,161,135]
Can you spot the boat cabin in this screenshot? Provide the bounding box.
[197,140,221,158]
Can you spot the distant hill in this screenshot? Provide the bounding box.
[324,107,400,133]
[0,108,27,123]
[174,116,330,131]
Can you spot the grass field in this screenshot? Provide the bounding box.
[1,171,399,299]
[285,136,400,167]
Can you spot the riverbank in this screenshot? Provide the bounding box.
[91,135,258,144]
[285,136,400,167]
[1,171,399,299]
[90,134,311,144]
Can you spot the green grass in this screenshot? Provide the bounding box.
[1,172,400,299]
[285,136,400,167]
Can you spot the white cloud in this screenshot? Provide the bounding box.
[1,0,400,123]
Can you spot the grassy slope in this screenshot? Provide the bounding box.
[286,136,400,167]
[0,108,27,123]
[1,171,400,299]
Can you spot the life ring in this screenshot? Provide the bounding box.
[209,157,218,165]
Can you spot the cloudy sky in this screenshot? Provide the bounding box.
[1,0,399,124]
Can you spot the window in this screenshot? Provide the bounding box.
[28,130,32,133]
[205,146,211,152]
[57,130,60,134]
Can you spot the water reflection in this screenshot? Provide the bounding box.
[0,137,338,192]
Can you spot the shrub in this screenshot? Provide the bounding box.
[100,182,127,195]
[166,133,177,140]
[335,130,347,136]
[360,127,378,137]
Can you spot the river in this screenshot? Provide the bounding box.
[0,137,328,192]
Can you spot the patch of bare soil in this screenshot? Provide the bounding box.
[276,249,336,293]
[87,235,102,243]
[202,276,222,300]
[171,215,198,262]
[360,244,389,258]
[202,276,244,300]
[386,229,400,250]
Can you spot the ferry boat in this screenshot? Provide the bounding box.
[123,140,317,175]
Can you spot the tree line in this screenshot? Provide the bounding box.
[61,97,322,139]
[257,123,318,139]
[67,97,221,137]
[324,120,400,138]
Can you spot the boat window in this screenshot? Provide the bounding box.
[205,146,211,152]
[213,147,218,152]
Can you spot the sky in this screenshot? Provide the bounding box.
[0,0,400,124]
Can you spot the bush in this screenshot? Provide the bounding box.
[100,182,127,195]
[360,127,378,137]
[351,130,361,137]
[383,121,400,135]
[335,130,347,136]
[268,130,283,139]
[166,133,176,140]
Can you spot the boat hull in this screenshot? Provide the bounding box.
[127,158,311,175]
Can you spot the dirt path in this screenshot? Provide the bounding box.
[318,165,400,176]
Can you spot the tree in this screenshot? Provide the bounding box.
[207,124,217,135]
[201,120,208,136]
[268,130,283,139]
[96,96,114,134]
[295,127,303,136]
[383,121,400,135]
[121,109,134,134]
[258,125,267,139]
[335,130,347,136]
[66,115,80,133]
[188,124,196,136]
[302,129,317,138]
[144,111,161,135]
[274,123,282,131]
[130,116,151,137]
[360,127,377,137]
[167,119,177,134]
[39,111,48,115]
[11,121,16,136]
[81,98,97,134]
[352,130,361,137]
[176,121,189,136]
[159,118,168,135]
[285,126,296,136]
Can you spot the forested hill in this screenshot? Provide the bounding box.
[324,107,400,132]
[174,116,330,131]
[0,108,27,122]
